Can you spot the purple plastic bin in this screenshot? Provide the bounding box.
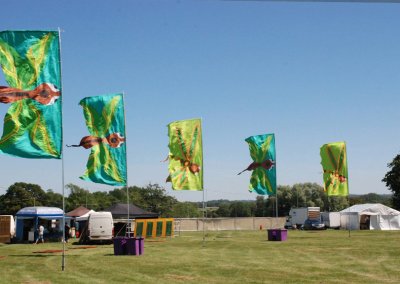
[127,238,140,255]
[267,229,287,241]
[113,237,128,255]
[138,237,144,255]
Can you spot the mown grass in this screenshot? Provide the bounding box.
[0,230,399,284]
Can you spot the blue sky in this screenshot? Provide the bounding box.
[0,1,399,202]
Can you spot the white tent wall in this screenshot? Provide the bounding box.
[372,215,400,230]
[370,215,380,230]
[340,213,360,230]
[388,215,400,230]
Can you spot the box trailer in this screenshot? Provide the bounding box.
[0,215,15,243]
[285,207,321,229]
[321,212,341,229]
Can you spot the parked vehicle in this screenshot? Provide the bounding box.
[321,212,341,229]
[83,212,114,243]
[0,215,15,243]
[284,207,321,229]
[302,219,326,230]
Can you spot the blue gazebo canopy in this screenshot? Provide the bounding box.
[16,206,64,219]
[15,206,65,241]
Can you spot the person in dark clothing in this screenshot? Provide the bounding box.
[64,223,70,243]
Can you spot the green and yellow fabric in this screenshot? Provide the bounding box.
[320,141,348,196]
[239,134,276,195]
[0,30,62,158]
[77,94,127,186]
[167,118,203,190]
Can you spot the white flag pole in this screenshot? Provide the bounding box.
[121,93,130,235]
[58,27,66,271]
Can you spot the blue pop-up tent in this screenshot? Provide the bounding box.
[15,206,65,242]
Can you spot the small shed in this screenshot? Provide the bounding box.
[15,206,65,242]
[104,203,158,237]
[66,206,95,237]
[340,203,400,230]
[66,206,91,217]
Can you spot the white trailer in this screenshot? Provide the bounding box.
[321,212,341,229]
[0,215,15,243]
[285,207,321,228]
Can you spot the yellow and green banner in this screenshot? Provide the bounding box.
[166,118,203,190]
[239,133,276,195]
[0,30,62,158]
[320,141,348,196]
[70,94,127,186]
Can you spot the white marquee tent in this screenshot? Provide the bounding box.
[340,203,400,230]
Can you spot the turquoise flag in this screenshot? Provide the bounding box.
[0,30,62,158]
[239,134,276,195]
[68,94,127,186]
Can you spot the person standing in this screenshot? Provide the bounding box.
[35,224,44,244]
[64,223,70,243]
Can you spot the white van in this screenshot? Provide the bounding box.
[87,212,114,242]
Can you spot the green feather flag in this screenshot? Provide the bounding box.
[320,141,349,196]
[0,30,62,159]
[70,94,127,186]
[166,118,203,190]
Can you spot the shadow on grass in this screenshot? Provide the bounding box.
[9,254,57,258]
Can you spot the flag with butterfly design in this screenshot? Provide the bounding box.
[320,141,349,196]
[238,133,276,195]
[0,30,62,158]
[166,118,203,190]
[68,94,127,186]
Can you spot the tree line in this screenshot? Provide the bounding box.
[0,182,393,218]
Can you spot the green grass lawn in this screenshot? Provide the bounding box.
[0,230,399,284]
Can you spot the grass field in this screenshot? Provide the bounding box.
[0,230,399,284]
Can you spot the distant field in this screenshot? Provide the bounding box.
[0,230,399,284]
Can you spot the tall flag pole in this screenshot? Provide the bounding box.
[275,136,278,220]
[68,93,128,236]
[165,118,204,242]
[0,30,62,159]
[121,93,131,232]
[0,29,64,269]
[320,141,350,235]
[57,28,66,272]
[166,118,203,191]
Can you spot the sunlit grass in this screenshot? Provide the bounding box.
[0,230,399,283]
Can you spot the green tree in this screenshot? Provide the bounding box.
[327,196,349,211]
[229,201,252,217]
[0,182,47,215]
[382,154,400,210]
[171,202,201,218]
[65,184,92,211]
[45,189,63,208]
[91,191,114,211]
[254,196,265,217]
[107,184,178,217]
[214,203,231,217]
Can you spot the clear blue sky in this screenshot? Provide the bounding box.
[0,1,399,202]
